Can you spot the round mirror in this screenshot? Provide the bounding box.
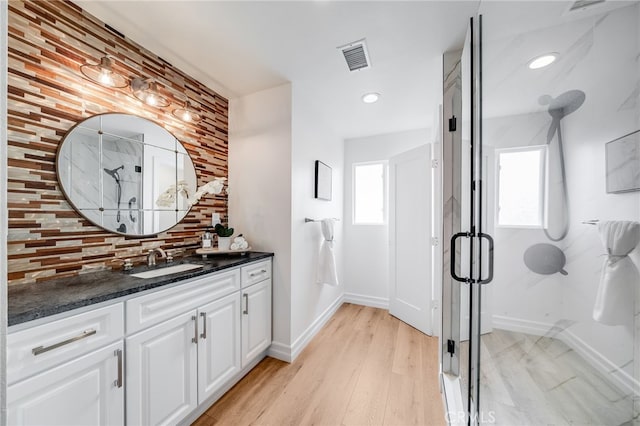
[57,113,197,236]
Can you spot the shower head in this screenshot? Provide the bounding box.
[103,165,124,180]
[539,90,586,119]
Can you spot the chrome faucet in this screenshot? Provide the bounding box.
[147,248,167,267]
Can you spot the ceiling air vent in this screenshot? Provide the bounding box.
[338,39,371,72]
[569,0,605,11]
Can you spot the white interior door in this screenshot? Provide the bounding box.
[389,145,432,335]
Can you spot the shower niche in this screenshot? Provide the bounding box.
[56,113,197,236]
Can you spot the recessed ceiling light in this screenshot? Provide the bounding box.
[528,53,559,70]
[362,92,380,104]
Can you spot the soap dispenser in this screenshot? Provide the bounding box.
[202,230,212,249]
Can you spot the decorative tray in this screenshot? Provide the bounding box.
[195,247,252,256]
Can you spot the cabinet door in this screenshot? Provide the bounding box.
[126,311,198,426]
[241,279,272,368]
[197,292,241,404]
[8,341,124,426]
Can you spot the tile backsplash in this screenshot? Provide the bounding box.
[7,0,229,285]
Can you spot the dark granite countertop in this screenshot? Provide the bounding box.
[8,252,273,327]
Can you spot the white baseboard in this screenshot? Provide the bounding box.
[493,315,639,397]
[562,327,638,397]
[268,293,390,364]
[267,294,345,363]
[290,294,344,361]
[492,315,551,337]
[343,292,389,309]
[267,341,292,363]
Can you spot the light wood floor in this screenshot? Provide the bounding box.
[193,303,446,426]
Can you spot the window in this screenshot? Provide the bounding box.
[496,146,547,228]
[353,162,387,224]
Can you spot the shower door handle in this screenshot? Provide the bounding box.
[478,232,494,285]
[450,232,472,283]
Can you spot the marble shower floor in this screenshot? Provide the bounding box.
[462,329,635,426]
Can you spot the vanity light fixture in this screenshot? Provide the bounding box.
[527,53,559,70]
[80,56,128,88]
[131,77,171,108]
[362,92,380,104]
[172,99,202,123]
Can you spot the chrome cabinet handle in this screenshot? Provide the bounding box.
[191,315,198,343]
[114,349,123,388]
[243,293,249,315]
[450,232,472,283]
[249,269,267,277]
[32,329,97,356]
[200,312,207,339]
[478,233,494,285]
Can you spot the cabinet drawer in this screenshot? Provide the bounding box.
[8,340,124,426]
[126,269,240,334]
[7,303,124,385]
[241,260,271,288]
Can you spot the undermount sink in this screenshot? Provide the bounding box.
[130,263,204,279]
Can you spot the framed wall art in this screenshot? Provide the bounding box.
[314,160,332,201]
[606,130,640,193]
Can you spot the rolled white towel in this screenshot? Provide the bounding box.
[233,236,249,250]
[230,235,249,251]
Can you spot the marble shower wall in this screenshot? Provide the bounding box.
[7,0,229,285]
[636,4,640,422]
[483,2,640,413]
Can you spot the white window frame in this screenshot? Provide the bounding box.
[352,160,388,225]
[495,145,548,229]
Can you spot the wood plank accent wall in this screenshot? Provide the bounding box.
[7,0,229,285]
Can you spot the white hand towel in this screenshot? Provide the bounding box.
[593,221,640,325]
[317,218,339,286]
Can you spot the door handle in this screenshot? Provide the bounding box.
[191,315,198,343]
[200,312,207,339]
[243,293,249,315]
[249,269,267,277]
[478,232,494,284]
[450,232,472,283]
[32,329,97,356]
[114,349,123,388]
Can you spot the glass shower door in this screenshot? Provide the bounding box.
[442,15,487,423]
[474,2,640,424]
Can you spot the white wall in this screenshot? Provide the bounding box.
[343,128,430,306]
[229,83,293,348]
[289,85,344,354]
[559,3,639,378]
[230,83,345,361]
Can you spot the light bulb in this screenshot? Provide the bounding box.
[362,92,380,103]
[146,94,157,106]
[98,70,114,86]
[528,53,558,70]
[182,111,192,122]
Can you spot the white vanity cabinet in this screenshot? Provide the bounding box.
[126,310,199,425]
[7,304,125,426]
[241,278,272,368]
[126,258,271,426]
[126,294,243,425]
[7,257,272,426]
[197,292,242,404]
[8,341,124,426]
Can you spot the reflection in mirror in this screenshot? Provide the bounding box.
[57,113,198,236]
